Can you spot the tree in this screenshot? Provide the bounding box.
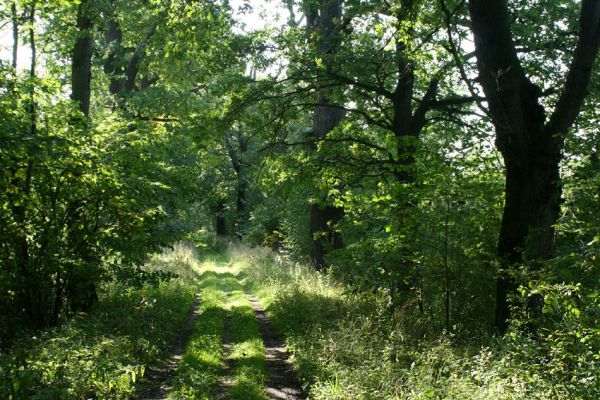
[468,0,600,331]
[305,0,347,269]
[71,0,93,117]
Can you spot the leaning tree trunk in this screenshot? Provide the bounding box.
[469,0,600,332]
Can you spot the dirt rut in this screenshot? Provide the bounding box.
[138,293,201,400]
[247,294,304,400]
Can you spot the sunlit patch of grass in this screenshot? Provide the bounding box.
[168,249,267,399]
[227,288,267,400]
[167,252,230,399]
[168,283,226,399]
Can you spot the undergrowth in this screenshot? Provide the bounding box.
[0,243,198,399]
[231,244,598,400]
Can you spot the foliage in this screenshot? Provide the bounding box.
[0,246,197,399]
[233,244,599,400]
[1,0,599,398]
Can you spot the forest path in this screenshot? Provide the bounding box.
[213,260,305,400]
[137,253,304,399]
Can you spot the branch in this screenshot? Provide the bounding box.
[326,70,394,99]
[439,0,491,118]
[412,78,440,134]
[546,0,600,136]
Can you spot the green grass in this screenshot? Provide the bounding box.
[168,252,267,399]
[0,243,199,399]
[167,268,227,399]
[225,277,267,400]
[229,244,591,400]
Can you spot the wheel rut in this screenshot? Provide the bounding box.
[217,292,235,400]
[138,293,201,400]
[246,294,304,400]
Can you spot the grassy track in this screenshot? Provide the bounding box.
[169,251,267,399]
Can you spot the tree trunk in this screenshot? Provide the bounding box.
[68,0,97,313]
[11,1,18,69]
[309,203,344,270]
[226,131,249,239]
[216,200,227,236]
[306,0,346,269]
[71,0,93,117]
[469,0,600,332]
[308,101,345,270]
[495,149,561,331]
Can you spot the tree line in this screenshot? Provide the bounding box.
[1,0,599,354]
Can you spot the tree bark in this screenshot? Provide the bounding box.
[216,200,227,236]
[306,0,346,270]
[71,0,94,116]
[469,0,600,332]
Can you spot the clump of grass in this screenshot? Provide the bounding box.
[231,244,579,400]
[0,243,197,399]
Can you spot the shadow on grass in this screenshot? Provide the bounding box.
[267,287,352,334]
[0,281,196,399]
[197,270,248,291]
[166,303,226,398]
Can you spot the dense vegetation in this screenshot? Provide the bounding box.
[0,0,599,398]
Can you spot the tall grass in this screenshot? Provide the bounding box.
[230,244,588,400]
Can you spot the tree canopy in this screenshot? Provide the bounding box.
[1,0,599,398]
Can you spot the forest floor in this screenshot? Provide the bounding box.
[2,241,582,399]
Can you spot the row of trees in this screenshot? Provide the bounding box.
[208,0,600,336]
[1,0,599,351]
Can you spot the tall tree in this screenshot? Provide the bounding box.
[305,0,346,269]
[468,0,600,331]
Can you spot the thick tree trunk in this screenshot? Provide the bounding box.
[308,101,346,270]
[495,146,562,331]
[469,0,600,332]
[71,0,93,116]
